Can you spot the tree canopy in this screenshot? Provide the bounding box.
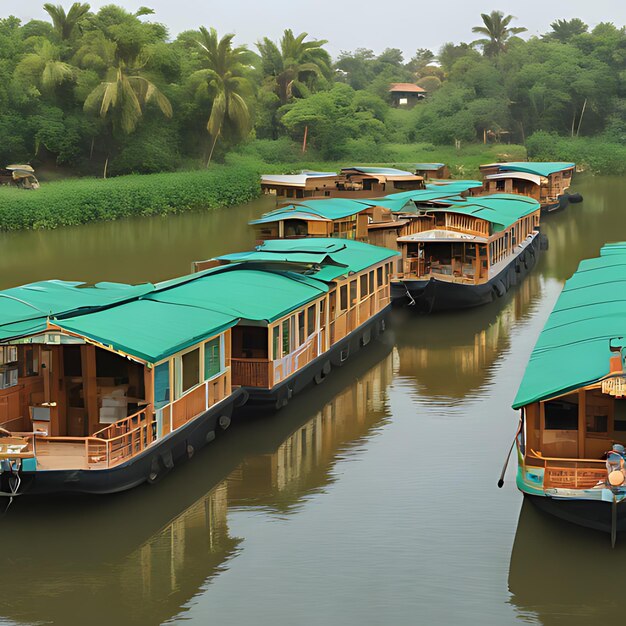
[0,5,624,175]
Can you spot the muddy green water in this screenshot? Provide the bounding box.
[0,177,623,625]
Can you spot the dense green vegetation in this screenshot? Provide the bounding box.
[0,163,259,230]
[0,6,624,177]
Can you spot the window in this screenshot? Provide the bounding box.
[154,361,170,408]
[204,338,221,380]
[298,311,305,345]
[282,318,291,356]
[340,285,348,311]
[18,345,38,377]
[182,348,200,393]
[350,280,357,306]
[307,305,316,336]
[369,271,375,293]
[544,399,578,430]
[272,326,280,360]
[377,266,383,288]
[360,274,368,299]
[587,414,608,434]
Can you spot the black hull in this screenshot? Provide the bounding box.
[526,493,626,535]
[391,234,544,312]
[241,306,390,411]
[541,194,569,214]
[2,389,246,497]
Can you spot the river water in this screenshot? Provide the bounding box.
[0,176,623,625]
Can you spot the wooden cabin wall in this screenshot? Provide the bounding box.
[307,221,330,236]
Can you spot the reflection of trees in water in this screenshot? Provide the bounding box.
[0,343,393,626]
[541,175,626,283]
[508,498,626,626]
[394,273,542,400]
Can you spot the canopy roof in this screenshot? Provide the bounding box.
[425,181,483,193]
[414,163,445,170]
[427,194,540,232]
[513,243,626,409]
[218,238,399,283]
[0,280,153,342]
[389,83,426,93]
[340,166,416,177]
[260,172,337,187]
[485,171,543,185]
[397,230,487,243]
[495,162,575,177]
[250,197,393,224]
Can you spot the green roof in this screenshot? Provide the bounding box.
[218,238,399,283]
[56,299,237,364]
[429,194,540,232]
[425,181,483,193]
[378,189,462,204]
[498,162,575,177]
[513,243,626,409]
[250,198,379,224]
[0,280,153,341]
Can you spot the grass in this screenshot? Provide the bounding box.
[0,141,529,231]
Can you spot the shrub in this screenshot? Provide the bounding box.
[0,165,260,231]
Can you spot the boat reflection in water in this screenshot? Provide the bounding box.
[0,341,393,626]
[393,271,543,401]
[508,499,626,626]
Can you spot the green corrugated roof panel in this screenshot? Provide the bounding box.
[232,238,399,277]
[379,189,461,204]
[57,300,238,364]
[150,268,329,323]
[0,280,154,341]
[513,245,626,409]
[425,181,483,193]
[250,198,378,224]
[498,162,575,177]
[430,194,540,231]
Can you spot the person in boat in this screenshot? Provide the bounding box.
[606,444,626,487]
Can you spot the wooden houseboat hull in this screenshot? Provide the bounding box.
[541,194,569,214]
[240,306,391,411]
[391,234,545,312]
[524,493,626,535]
[0,389,246,497]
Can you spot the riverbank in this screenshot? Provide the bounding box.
[0,142,527,231]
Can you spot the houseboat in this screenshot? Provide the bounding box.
[249,197,407,242]
[480,162,576,212]
[512,242,626,544]
[261,166,424,202]
[414,163,450,180]
[0,239,397,496]
[390,194,544,311]
[249,189,467,246]
[0,278,244,496]
[193,238,399,410]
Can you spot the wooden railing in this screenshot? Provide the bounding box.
[232,358,270,388]
[526,453,607,490]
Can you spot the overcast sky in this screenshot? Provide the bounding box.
[6,0,626,57]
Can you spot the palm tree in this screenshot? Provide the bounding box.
[43,3,91,41]
[547,19,588,43]
[16,39,74,90]
[82,40,172,175]
[472,11,527,57]
[257,30,331,105]
[193,27,254,166]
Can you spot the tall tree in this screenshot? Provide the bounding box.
[15,38,74,90]
[472,11,527,57]
[257,29,331,105]
[43,3,91,41]
[546,18,588,43]
[193,27,253,165]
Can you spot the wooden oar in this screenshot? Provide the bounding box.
[612,496,618,548]
[498,434,518,488]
